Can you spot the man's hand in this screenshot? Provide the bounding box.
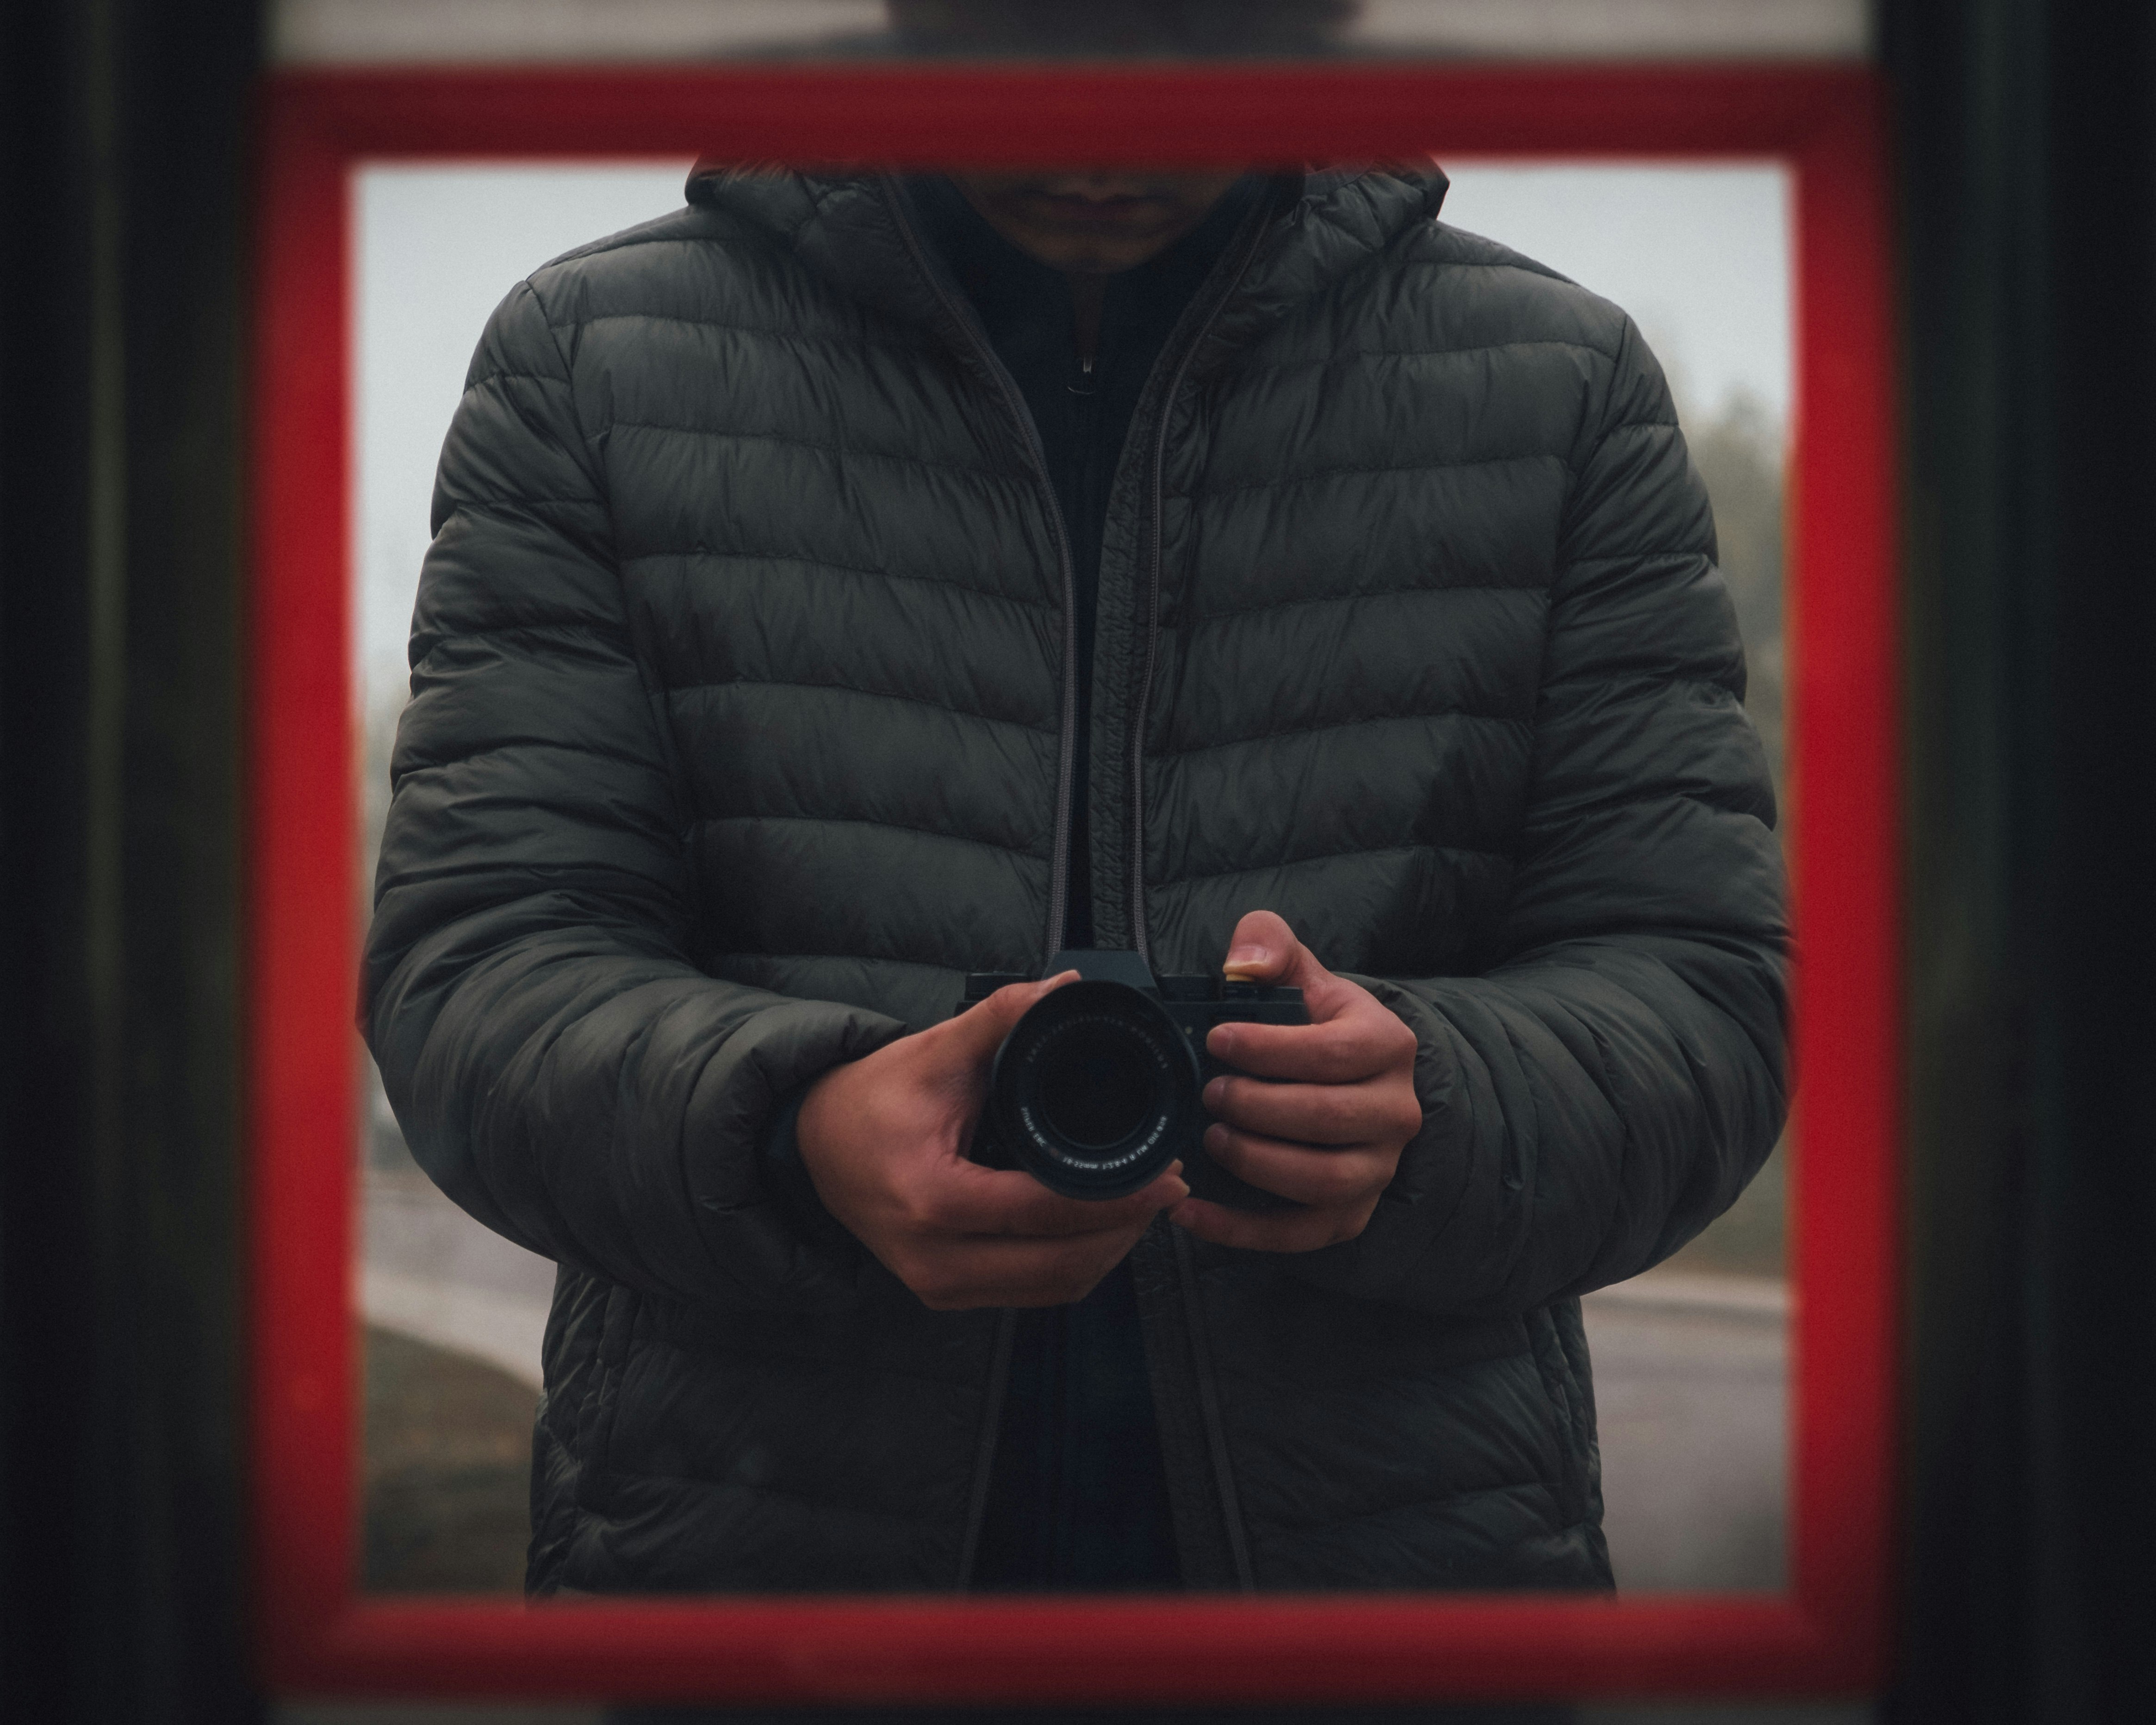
[795,974,1187,1310]
[1172,910,1423,1252]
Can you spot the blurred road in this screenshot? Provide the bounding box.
[364,1173,553,1386]
[1581,1274,1786,1592]
[362,1170,1787,1594]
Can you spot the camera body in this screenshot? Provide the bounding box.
[955,949,1307,1208]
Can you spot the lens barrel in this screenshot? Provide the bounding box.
[985,979,1201,1200]
[958,951,1305,1205]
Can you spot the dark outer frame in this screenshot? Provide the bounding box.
[248,62,1898,1706]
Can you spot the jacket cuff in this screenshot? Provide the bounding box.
[1272,973,1477,1308]
[755,1077,856,1255]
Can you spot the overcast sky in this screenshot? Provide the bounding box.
[356,161,1790,713]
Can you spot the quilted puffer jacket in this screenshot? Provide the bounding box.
[364,164,1789,1593]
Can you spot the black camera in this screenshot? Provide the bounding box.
[955,950,1307,1208]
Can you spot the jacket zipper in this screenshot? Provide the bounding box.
[1128,194,1277,1588]
[1171,1223,1257,1589]
[879,180,1082,965]
[879,181,1081,1587]
[1129,206,1274,963]
[883,174,1279,1590]
[953,1307,1019,1590]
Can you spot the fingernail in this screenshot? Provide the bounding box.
[1204,1123,1230,1152]
[1223,945,1270,979]
[1203,1077,1227,1109]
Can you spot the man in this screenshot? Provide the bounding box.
[365,11,1788,1596]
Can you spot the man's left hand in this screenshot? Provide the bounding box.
[1171,909,1423,1252]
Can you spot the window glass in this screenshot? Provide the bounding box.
[354,158,1795,1597]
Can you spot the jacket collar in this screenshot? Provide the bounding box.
[685,161,1449,363]
[1188,166,1448,379]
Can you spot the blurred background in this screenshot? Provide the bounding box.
[274,0,1871,63]
[8,0,2153,1721]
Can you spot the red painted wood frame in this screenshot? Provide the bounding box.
[249,62,1898,1706]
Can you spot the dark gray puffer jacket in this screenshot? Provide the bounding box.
[364,164,1789,1594]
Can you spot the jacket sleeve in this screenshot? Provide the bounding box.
[362,280,900,1312]
[1297,317,1790,1317]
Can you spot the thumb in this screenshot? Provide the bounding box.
[1221,909,1326,990]
[943,971,1077,1067]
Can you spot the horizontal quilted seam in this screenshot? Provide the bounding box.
[392,737,666,778]
[1591,416,1685,441]
[1402,238,1587,274]
[1177,578,1553,624]
[459,369,582,398]
[606,418,1021,485]
[1399,246,1626,298]
[559,309,936,361]
[1558,548,1712,573]
[1516,786,1776,832]
[1156,840,1509,890]
[409,618,633,654]
[1205,240,1622,372]
[1176,446,1568,502]
[1224,335,1622,385]
[714,953,964,981]
[1151,706,1531,763]
[532,227,781,275]
[593,1467,954,1530]
[1252,1477,1562,1538]
[1534,672,1746,704]
[372,860,684,898]
[437,493,608,515]
[695,811,1048,862]
[664,677,1055,735]
[620,548,1057,613]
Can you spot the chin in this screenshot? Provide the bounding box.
[1032,236,1159,273]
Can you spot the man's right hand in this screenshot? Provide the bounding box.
[795,974,1187,1311]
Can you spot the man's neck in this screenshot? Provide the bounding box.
[1067,274,1107,364]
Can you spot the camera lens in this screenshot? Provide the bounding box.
[988,979,1201,1199]
[1033,1016,1160,1148]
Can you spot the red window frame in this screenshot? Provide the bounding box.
[249,60,1898,1706]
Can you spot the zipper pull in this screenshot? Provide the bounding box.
[1069,353,1097,398]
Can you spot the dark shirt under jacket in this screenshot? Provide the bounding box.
[903,174,1264,1590]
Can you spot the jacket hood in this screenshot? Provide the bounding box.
[683,161,1449,354]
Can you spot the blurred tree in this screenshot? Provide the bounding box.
[1688,388,1788,814]
[363,1327,538,1593]
[1664,390,1789,1281]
